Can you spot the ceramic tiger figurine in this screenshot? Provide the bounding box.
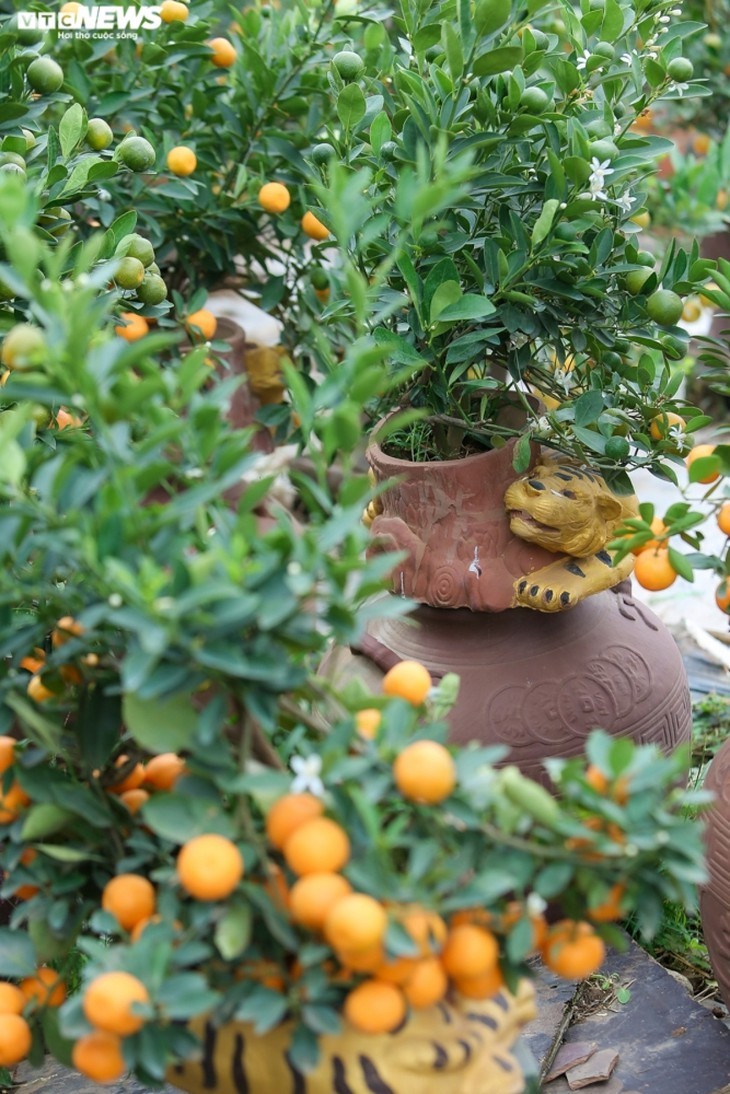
[504,457,638,612]
[167,979,536,1094]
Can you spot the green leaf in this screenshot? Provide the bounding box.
[688,455,720,484]
[385,920,421,957]
[645,58,666,88]
[608,736,635,774]
[0,928,36,977]
[34,844,100,863]
[667,547,694,582]
[215,903,252,960]
[436,294,497,321]
[122,690,199,753]
[430,280,462,322]
[0,440,25,486]
[601,0,625,41]
[286,1022,319,1074]
[442,23,464,81]
[4,694,62,754]
[60,158,93,197]
[370,113,392,155]
[473,45,523,76]
[302,1004,342,1036]
[235,988,289,1034]
[513,433,533,473]
[505,915,534,962]
[535,861,574,898]
[563,156,591,185]
[337,85,367,130]
[395,252,424,324]
[76,686,122,770]
[574,390,605,427]
[474,0,512,37]
[110,210,138,246]
[531,199,560,248]
[41,1009,74,1069]
[141,792,234,844]
[156,975,220,1020]
[21,803,76,841]
[59,104,85,158]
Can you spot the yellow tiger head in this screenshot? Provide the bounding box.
[504,459,634,557]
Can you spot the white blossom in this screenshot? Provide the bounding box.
[620,51,637,65]
[531,415,553,435]
[615,193,633,213]
[576,50,592,71]
[526,892,548,917]
[290,753,324,797]
[590,156,613,178]
[108,593,123,608]
[588,157,613,201]
[554,369,576,396]
[673,81,690,96]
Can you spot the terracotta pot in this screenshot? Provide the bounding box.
[167,980,536,1094]
[700,230,730,346]
[319,585,692,785]
[204,317,272,454]
[367,437,559,612]
[143,318,274,509]
[699,739,730,1007]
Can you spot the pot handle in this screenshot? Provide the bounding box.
[350,633,443,681]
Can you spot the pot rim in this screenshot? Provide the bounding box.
[366,396,542,472]
[367,420,523,472]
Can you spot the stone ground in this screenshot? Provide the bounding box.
[524,941,730,1093]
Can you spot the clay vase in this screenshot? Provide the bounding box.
[699,739,730,1007]
[143,318,273,510]
[167,980,536,1094]
[367,436,558,612]
[320,586,692,784]
[700,230,730,345]
[207,317,272,454]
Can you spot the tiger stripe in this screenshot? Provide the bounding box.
[167,979,537,1094]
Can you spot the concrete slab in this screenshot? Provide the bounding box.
[531,939,730,1094]
[12,1058,178,1094]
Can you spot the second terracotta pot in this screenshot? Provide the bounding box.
[699,739,730,1008]
[319,585,692,785]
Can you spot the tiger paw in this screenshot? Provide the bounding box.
[513,550,634,612]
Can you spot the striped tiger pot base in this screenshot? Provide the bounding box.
[167,979,536,1094]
